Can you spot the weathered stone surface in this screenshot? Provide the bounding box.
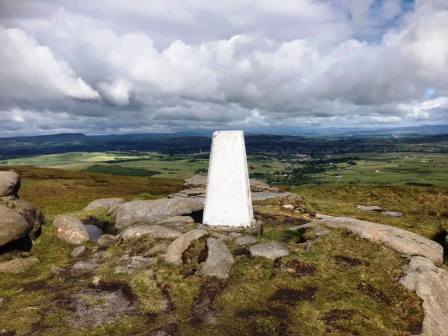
[250,179,280,192]
[84,198,125,212]
[10,199,44,239]
[71,245,86,257]
[235,235,258,246]
[0,171,21,197]
[356,204,383,212]
[157,216,195,226]
[282,204,295,210]
[290,222,330,237]
[184,175,207,188]
[382,211,403,217]
[318,215,443,266]
[0,256,39,273]
[115,197,204,229]
[53,215,90,245]
[120,224,181,240]
[146,242,169,256]
[165,229,207,266]
[249,241,289,260]
[199,238,234,279]
[97,234,117,247]
[72,260,98,272]
[0,204,30,247]
[229,232,242,238]
[400,256,448,336]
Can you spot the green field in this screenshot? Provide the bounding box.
[2,151,447,187]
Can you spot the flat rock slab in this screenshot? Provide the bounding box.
[356,205,383,212]
[199,238,234,279]
[115,197,204,229]
[157,216,195,226]
[400,256,448,336]
[165,229,208,266]
[53,215,90,245]
[0,256,39,273]
[235,235,258,246]
[120,224,181,240]
[0,171,21,197]
[382,211,403,217]
[318,215,443,266]
[249,241,289,260]
[83,198,125,212]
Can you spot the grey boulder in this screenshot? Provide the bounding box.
[53,215,90,245]
[199,238,234,279]
[115,197,203,229]
[120,224,181,240]
[83,198,125,213]
[400,256,448,336]
[97,234,117,247]
[249,241,289,260]
[0,204,30,247]
[318,215,444,266]
[382,211,403,217]
[235,235,258,246]
[0,171,21,197]
[165,229,207,266]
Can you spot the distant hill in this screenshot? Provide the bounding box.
[0,129,447,160]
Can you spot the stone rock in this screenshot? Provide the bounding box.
[146,242,169,256]
[199,238,234,279]
[51,265,63,274]
[83,198,125,212]
[249,241,289,260]
[318,215,444,266]
[53,215,90,245]
[72,260,98,272]
[157,216,195,226]
[120,225,181,240]
[71,245,86,257]
[97,234,117,247]
[356,204,383,212]
[235,235,258,246]
[10,199,44,239]
[0,171,21,197]
[381,211,403,217]
[115,197,204,229]
[229,232,242,238]
[282,204,295,210]
[400,256,448,336]
[165,229,208,266]
[184,175,207,188]
[290,222,330,237]
[0,256,39,273]
[0,204,30,247]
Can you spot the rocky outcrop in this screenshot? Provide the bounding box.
[0,171,21,197]
[0,256,39,273]
[165,229,208,266]
[120,224,181,240]
[115,197,203,229]
[400,256,448,336]
[0,171,44,250]
[0,204,30,247]
[83,198,125,213]
[317,215,443,266]
[157,216,195,226]
[249,241,289,260]
[53,215,90,245]
[235,235,257,246]
[199,238,234,279]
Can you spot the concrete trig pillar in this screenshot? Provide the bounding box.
[203,130,254,227]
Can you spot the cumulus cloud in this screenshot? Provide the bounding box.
[0,0,447,135]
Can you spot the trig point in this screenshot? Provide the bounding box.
[203,130,254,227]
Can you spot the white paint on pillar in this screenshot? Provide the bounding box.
[203,130,254,227]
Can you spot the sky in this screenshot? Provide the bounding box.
[0,0,447,136]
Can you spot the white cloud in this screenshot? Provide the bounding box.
[0,27,99,101]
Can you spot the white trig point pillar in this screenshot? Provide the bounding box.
[203,130,254,227]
